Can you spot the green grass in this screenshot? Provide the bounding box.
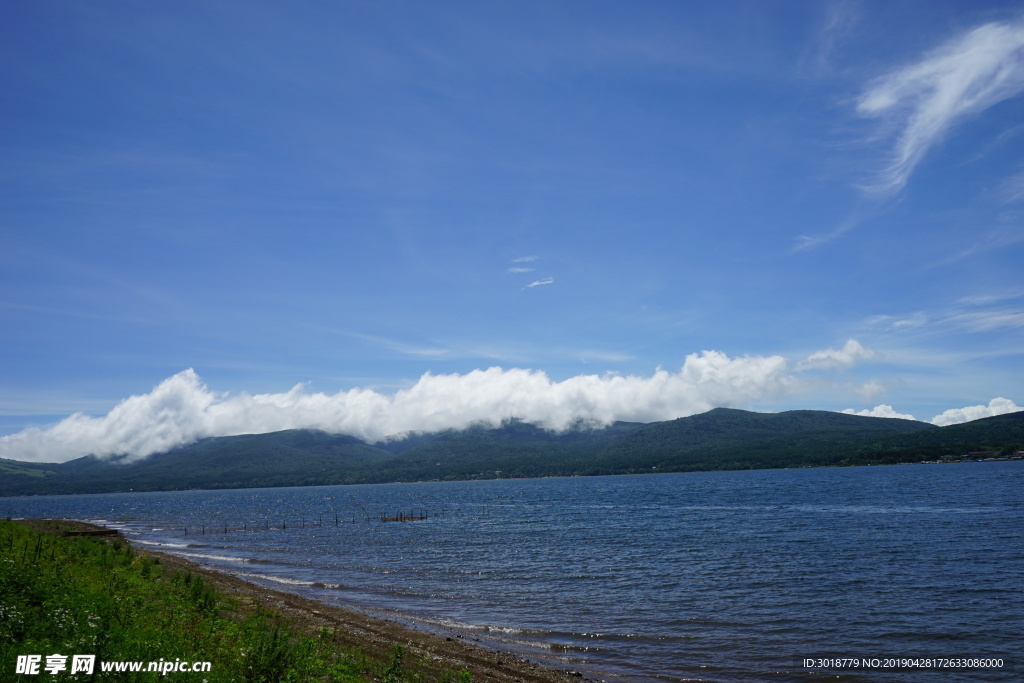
[0,521,470,682]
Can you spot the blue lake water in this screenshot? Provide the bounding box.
[6,462,1022,681]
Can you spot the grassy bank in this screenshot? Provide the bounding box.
[0,520,471,682]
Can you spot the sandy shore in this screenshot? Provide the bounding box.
[44,520,598,683]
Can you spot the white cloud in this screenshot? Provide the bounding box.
[857,21,1024,195]
[508,267,535,273]
[841,404,917,421]
[11,340,1009,464]
[0,350,800,463]
[525,277,554,289]
[511,255,537,263]
[930,397,1022,426]
[853,379,887,401]
[797,339,880,370]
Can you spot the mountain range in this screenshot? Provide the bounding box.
[2,408,1022,496]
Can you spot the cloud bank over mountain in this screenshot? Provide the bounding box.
[841,404,917,420]
[843,398,1022,426]
[2,348,800,463]
[930,397,1022,427]
[1,341,1017,463]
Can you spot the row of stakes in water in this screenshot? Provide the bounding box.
[182,510,437,535]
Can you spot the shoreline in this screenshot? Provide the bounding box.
[50,520,600,683]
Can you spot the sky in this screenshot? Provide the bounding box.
[2,1,1023,463]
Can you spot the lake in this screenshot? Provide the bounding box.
[6,462,1021,681]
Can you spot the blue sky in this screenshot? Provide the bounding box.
[2,1,1023,462]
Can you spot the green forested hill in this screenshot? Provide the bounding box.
[1,409,1021,496]
[368,419,647,481]
[583,408,939,473]
[840,411,1024,464]
[0,430,395,495]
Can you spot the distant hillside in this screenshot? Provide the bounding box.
[839,411,1024,465]
[575,408,939,474]
[0,459,58,479]
[0,430,394,496]
[368,418,646,481]
[1,408,1021,496]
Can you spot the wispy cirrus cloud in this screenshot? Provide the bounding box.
[928,223,1024,266]
[866,312,929,331]
[947,295,1024,332]
[793,218,858,252]
[508,255,538,273]
[506,253,553,287]
[857,20,1024,195]
[800,0,859,77]
[341,331,452,358]
[868,290,1024,335]
[956,289,1024,306]
[998,169,1024,203]
[946,308,1024,332]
